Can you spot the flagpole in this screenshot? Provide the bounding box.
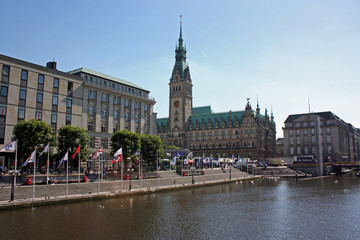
[121,155,123,191]
[10,140,18,201]
[140,152,143,190]
[46,143,49,186]
[32,146,37,201]
[66,151,69,198]
[78,145,80,184]
[98,154,100,195]
[157,156,159,189]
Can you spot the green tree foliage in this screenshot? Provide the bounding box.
[111,130,140,167]
[140,134,163,166]
[12,119,55,160]
[57,125,90,165]
[166,145,180,150]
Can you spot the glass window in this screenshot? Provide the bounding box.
[101,124,107,133]
[327,136,331,143]
[18,108,25,120]
[37,92,43,103]
[289,130,293,136]
[326,128,331,134]
[290,137,294,145]
[290,147,294,155]
[88,120,93,131]
[125,112,129,121]
[304,129,307,135]
[102,108,106,118]
[52,95,58,105]
[102,93,108,102]
[2,65,9,76]
[35,110,42,120]
[66,115,71,125]
[101,139,107,148]
[125,99,129,107]
[38,74,44,84]
[114,110,118,119]
[0,105,6,115]
[67,82,73,92]
[67,97,72,108]
[327,146,332,153]
[114,97,119,104]
[21,70,28,80]
[312,147,316,154]
[89,90,95,99]
[51,113,57,123]
[53,78,59,88]
[19,89,26,100]
[0,85,8,97]
[311,129,315,135]
[89,138,93,147]
[135,114,139,123]
[89,105,94,115]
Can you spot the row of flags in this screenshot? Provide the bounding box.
[1,141,157,167]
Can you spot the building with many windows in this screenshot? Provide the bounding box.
[283,112,360,162]
[156,21,276,159]
[68,68,156,155]
[0,54,84,167]
[0,54,156,169]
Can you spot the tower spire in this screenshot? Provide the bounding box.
[175,15,187,77]
[256,95,260,116]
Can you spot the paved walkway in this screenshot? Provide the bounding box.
[0,168,258,209]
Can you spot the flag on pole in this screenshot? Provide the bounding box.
[112,148,123,163]
[187,152,193,159]
[170,156,176,166]
[58,152,69,167]
[165,152,171,157]
[176,152,182,157]
[22,150,36,167]
[71,145,80,159]
[93,147,103,159]
[39,142,50,156]
[0,141,17,152]
[136,155,142,167]
[133,148,141,157]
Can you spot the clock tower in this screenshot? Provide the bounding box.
[168,17,193,147]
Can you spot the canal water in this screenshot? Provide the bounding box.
[1,176,360,240]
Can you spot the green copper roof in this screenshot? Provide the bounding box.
[68,67,148,91]
[192,106,213,115]
[157,118,169,131]
[188,110,245,129]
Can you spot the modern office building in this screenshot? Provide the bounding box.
[156,21,277,159]
[68,68,157,156]
[0,54,84,167]
[283,112,360,162]
[0,53,156,169]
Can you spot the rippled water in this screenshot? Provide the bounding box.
[2,176,360,240]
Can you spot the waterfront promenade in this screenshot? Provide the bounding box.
[0,168,258,210]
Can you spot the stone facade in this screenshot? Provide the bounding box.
[283,112,360,161]
[68,68,157,156]
[0,54,157,169]
[156,22,276,159]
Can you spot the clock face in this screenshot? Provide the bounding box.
[174,101,179,107]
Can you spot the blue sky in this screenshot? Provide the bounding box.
[1,0,359,137]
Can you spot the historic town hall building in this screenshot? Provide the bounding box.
[156,21,276,159]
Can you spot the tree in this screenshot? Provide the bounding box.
[57,125,90,168]
[12,119,55,162]
[111,130,140,168]
[140,134,163,168]
[166,145,180,150]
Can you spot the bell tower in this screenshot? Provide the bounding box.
[168,16,193,147]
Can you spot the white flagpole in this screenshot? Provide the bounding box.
[121,153,123,191]
[11,140,18,201]
[157,156,159,189]
[140,151,143,190]
[32,146,37,201]
[78,145,80,185]
[98,154,100,195]
[46,144,49,186]
[66,152,69,198]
